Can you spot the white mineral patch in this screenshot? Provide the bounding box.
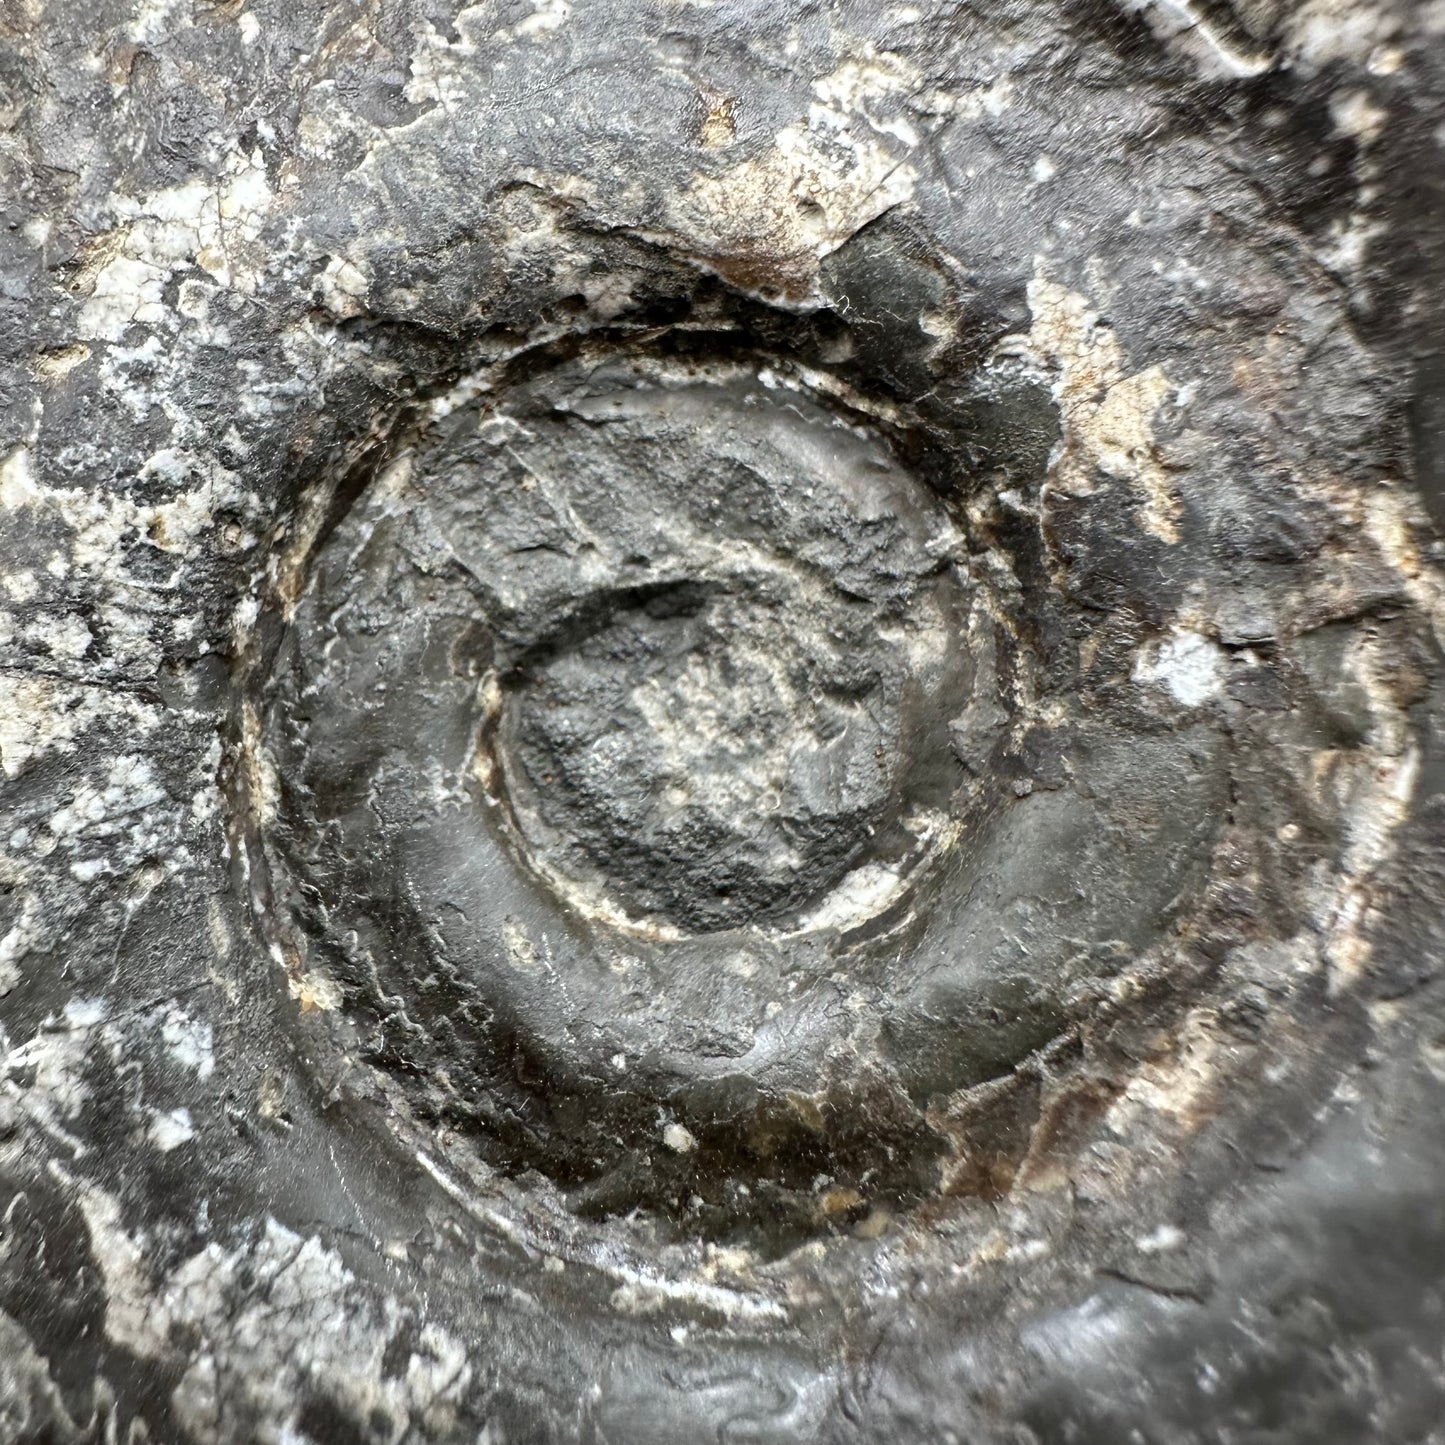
[1285,0,1403,73]
[2,569,38,602]
[812,50,921,114]
[1019,269,1181,543]
[78,255,169,341]
[127,0,187,43]
[160,1005,216,1081]
[811,49,923,146]
[503,916,542,971]
[609,1270,785,1323]
[1330,88,1388,142]
[948,75,1015,122]
[1136,1223,1186,1253]
[67,1195,474,1437]
[514,0,571,37]
[76,149,275,343]
[1105,1010,1223,1139]
[0,676,156,779]
[315,256,371,318]
[1327,741,1420,991]
[1133,630,1225,707]
[0,892,42,994]
[151,1107,195,1152]
[1124,0,1274,78]
[69,1176,174,1358]
[0,441,245,681]
[24,612,91,660]
[0,444,38,509]
[289,970,344,1012]
[6,1002,115,1149]
[662,1121,696,1153]
[797,860,906,932]
[48,756,166,841]
[406,14,481,110]
[63,997,108,1029]
[674,96,916,291]
[1367,44,1405,76]
[1317,212,1386,275]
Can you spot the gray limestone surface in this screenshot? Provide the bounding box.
[2,0,1445,1440]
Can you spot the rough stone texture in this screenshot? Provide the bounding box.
[2,0,1444,1440]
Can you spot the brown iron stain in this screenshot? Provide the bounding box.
[1012,1075,1121,1192]
[697,88,737,148]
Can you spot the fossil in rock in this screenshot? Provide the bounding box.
[2,1,1444,1441]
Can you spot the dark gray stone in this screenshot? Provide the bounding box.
[2,0,1444,1439]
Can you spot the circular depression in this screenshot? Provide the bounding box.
[249,353,1228,1243]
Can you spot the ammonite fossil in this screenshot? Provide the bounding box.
[2,0,1444,1440]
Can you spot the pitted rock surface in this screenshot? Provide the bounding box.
[3,0,1445,1441]
[457,369,970,934]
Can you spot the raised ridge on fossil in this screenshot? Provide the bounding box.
[2,0,1443,1440]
